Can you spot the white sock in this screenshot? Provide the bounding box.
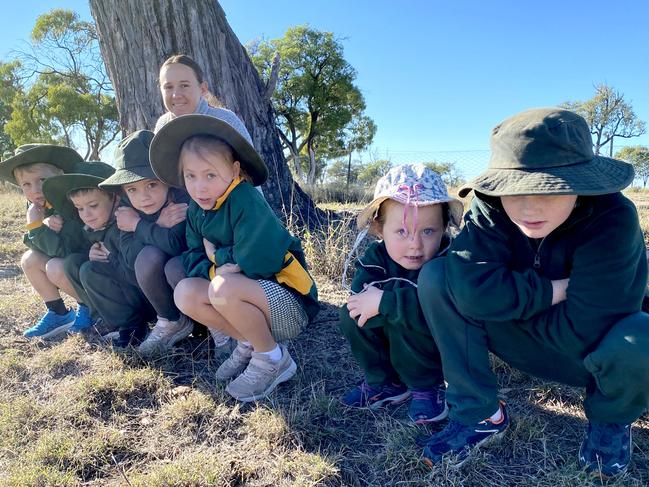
[258,344,282,362]
[239,340,251,347]
[489,405,503,423]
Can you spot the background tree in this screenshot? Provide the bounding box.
[357,159,391,188]
[326,158,360,187]
[89,0,326,228]
[562,84,646,157]
[423,161,465,187]
[248,26,375,186]
[6,9,119,160]
[616,145,649,188]
[0,61,22,155]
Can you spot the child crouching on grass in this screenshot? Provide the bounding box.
[44,158,156,349]
[149,113,319,402]
[97,130,192,357]
[0,145,96,338]
[339,163,463,423]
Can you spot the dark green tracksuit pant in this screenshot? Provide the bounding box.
[338,307,444,390]
[418,258,649,425]
[64,253,154,332]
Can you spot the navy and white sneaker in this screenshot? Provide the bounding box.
[408,385,449,424]
[23,308,75,339]
[341,380,411,409]
[422,401,509,468]
[579,421,632,479]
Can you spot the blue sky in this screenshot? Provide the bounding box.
[2,1,649,176]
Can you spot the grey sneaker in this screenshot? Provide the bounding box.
[225,345,297,402]
[209,327,231,348]
[138,315,193,357]
[216,341,253,381]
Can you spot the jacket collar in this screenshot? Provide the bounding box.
[212,177,243,210]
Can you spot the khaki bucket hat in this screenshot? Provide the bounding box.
[99,130,157,189]
[458,107,635,198]
[149,113,268,187]
[0,144,83,186]
[43,161,116,220]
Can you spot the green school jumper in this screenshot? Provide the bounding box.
[24,205,91,257]
[183,178,319,320]
[418,192,649,425]
[339,239,447,389]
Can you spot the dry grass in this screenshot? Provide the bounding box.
[0,187,647,486]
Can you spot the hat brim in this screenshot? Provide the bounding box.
[458,156,634,198]
[99,165,157,189]
[43,174,114,220]
[357,195,464,229]
[0,145,83,186]
[149,114,268,187]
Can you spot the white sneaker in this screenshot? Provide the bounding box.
[215,341,253,381]
[225,344,297,402]
[138,315,193,357]
[209,327,231,348]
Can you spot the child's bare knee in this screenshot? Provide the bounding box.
[208,276,231,307]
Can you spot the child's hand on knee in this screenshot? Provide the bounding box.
[43,215,63,233]
[347,285,383,327]
[213,263,241,276]
[551,278,570,305]
[203,238,216,258]
[156,202,188,228]
[89,242,110,262]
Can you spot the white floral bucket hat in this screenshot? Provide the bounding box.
[342,163,463,291]
[357,163,463,229]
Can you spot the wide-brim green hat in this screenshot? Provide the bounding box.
[0,144,83,185]
[99,130,157,189]
[149,114,268,187]
[458,107,635,198]
[43,161,116,220]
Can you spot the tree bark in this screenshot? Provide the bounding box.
[89,0,327,228]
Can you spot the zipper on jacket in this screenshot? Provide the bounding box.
[532,236,547,269]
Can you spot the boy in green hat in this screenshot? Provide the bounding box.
[98,130,195,356]
[44,158,156,348]
[417,108,649,478]
[0,144,97,338]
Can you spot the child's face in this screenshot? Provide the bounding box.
[14,164,61,206]
[379,200,445,270]
[159,63,207,117]
[182,150,240,210]
[70,189,115,230]
[122,178,169,215]
[501,194,578,239]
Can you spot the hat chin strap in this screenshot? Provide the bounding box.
[398,183,421,240]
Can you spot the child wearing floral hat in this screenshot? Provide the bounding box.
[417,107,649,478]
[339,163,463,424]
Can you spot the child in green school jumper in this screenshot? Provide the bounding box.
[0,144,97,338]
[98,130,192,356]
[149,113,319,402]
[45,149,156,348]
[339,163,463,423]
[418,108,649,478]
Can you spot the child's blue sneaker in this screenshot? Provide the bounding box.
[408,385,449,424]
[422,401,509,468]
[68,304,94,333]
[578,421,632,479]
[341,380,410,409]
[23,308,75,339]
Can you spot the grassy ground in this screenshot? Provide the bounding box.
[0,187,648,486]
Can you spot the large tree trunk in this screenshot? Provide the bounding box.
[89,0,327,228]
